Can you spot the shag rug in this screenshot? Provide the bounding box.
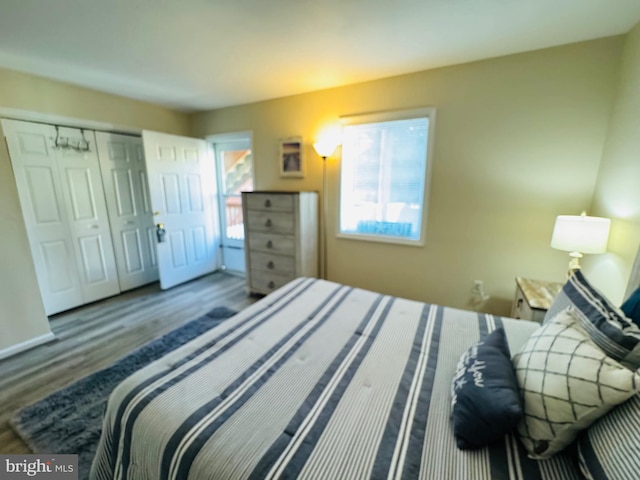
[10,306,237,479]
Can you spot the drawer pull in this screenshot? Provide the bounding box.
[266,240,273,248]
[267,261,275,269]
[265,219,272,227]
[265,199,272,208]
[517,298,523,309]
[268,281,275,289]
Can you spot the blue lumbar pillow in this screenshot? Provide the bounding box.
[451,327,523,450]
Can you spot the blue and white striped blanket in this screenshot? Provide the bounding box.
[91,278,581,479]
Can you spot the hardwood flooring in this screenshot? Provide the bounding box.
[0,272,255,453]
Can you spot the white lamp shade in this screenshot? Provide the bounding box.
[550,215,610,254]
[314,127,342,158]
[313,141,337,158]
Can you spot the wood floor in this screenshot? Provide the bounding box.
[0,272,255,453]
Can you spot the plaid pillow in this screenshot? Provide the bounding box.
[514,308,640,459]
[543,270,640,370]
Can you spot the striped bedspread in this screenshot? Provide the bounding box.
[91,278,581,479]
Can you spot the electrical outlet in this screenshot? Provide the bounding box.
[471,280,490,302]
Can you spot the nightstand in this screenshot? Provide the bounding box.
[511,277,564,322]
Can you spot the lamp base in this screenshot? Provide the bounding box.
[567,252,583,277]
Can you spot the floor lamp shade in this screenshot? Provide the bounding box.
[313,141,337,159]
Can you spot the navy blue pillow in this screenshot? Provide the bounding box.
[451,328,523,450]
[544,270,640,369]
[621,287,640,328]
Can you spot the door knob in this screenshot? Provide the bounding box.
[156,223,166,243]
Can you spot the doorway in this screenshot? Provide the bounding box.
[212,136,253,273]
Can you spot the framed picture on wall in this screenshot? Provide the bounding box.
[279,137,304,178]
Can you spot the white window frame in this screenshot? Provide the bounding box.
[338,107,436,247]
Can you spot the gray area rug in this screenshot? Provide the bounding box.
[10,306,237,479]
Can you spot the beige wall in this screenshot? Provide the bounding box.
[0,68,189,353]
[0,32,629,354]
[191,37,623,315]
[584,22,640,304]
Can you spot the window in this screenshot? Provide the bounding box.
[339,108,435,245]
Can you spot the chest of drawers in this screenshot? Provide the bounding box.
[242,191,318,295]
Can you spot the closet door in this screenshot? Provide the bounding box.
[3,119,120,314]
[96,132,159,291]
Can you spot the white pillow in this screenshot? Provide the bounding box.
[513,307,640,459]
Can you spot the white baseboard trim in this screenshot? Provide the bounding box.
[0,332,56,361]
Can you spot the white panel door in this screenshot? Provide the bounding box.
[55,126,120,304]
[3,119,120,314]
[2,120,83,314]
[142,130,219,289]
[96,132,159,291]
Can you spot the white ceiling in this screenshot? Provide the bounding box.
[1,0,639,113]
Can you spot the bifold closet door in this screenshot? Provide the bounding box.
[95,132,159,291]
[2,119,119,315]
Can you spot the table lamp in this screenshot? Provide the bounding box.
[550,212,610,275]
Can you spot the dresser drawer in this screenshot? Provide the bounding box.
[245,193,294,212]
[249,269,295,294]
[246,210,294,234]
[511,286,534,320]
[248,232,295,255]
[249,251,295,275]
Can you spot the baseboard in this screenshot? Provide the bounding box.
[0,332,56,361]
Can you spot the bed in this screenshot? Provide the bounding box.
[91,277,583,479]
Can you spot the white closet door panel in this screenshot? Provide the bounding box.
[66,167,99,221]
[40,241,75,291]
[24,162,83,310]
[54,126,119,303]
[78,235,111,283]
[24,166,63,224]
[96,132,158,291]
[121,230,144,273]
[2,120,119,315]
[112,169,136,216]
[143,130,219,290]
[3,120,84,314]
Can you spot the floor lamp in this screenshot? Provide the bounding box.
[313,140,338,280]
